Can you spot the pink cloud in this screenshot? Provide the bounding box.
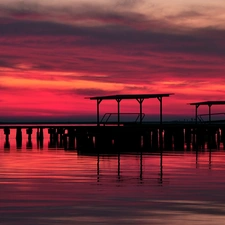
[0,2,225,120]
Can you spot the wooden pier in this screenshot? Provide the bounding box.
[2,93,225,152]
[1,122,225,152]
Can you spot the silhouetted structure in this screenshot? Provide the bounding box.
[2,95,225,152]
[190,101,225,123]
[190,101,225,150]
[89,93,173,126]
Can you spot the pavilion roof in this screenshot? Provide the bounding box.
[190,101,225,106]
[89,93,173,100]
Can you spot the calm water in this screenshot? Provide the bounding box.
[1,129,225,224]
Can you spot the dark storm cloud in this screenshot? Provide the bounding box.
[68,85,150,97]
[122,85,150,92]
[71,88,118,97]
[52,88,119,97]
[0,59,13,68]
[1,18,225,58]
[0,1,149,28]
[1,1,41,18]
[0,1,225,87]
[1,0,224,54]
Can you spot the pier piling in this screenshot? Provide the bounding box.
[173,128,184,151]
[26,128,33,141]
[152,129,158,150]
[4,128,10,142]
[164,128,173,150]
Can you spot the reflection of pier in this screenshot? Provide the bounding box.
[95,150,215,184]
[95,152,164,184]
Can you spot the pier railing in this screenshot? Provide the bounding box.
[100,113,145,125]
[198,112,225,123]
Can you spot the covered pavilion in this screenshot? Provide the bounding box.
[89,93,173,126]
[190,101,225,123]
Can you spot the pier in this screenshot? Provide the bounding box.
[2,94,225,152]
[2,122,225,152]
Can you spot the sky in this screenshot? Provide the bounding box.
[1,0,225,122]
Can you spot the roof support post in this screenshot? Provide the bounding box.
[195,104,199,125]
[157,97,163,125]
[157,96,163,150]
[136,98,144,124]
[208,104,212,123]
[116,98,122,126]
[97,99,102,126]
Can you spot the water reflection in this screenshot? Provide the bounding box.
[26,140,33,149]
[37,139,43,149]
[195,149,213,170]
[117,153,120,180]
[209,150,212,169]
[94,152,163,184]
[16,139,22,149]
[140,152,143,181]
[2,129,225,224]
[4,140,10,150]
[2,148,225,224]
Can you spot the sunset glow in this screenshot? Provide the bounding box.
[1,0,225,121]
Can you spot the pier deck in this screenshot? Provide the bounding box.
[1,122,225,152]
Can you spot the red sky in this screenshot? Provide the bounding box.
[1,0,225,122]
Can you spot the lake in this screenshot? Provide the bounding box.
[1,129,225,224]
